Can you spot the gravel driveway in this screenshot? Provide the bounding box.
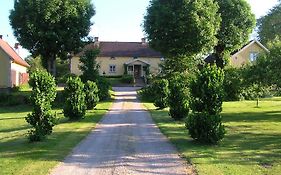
[51,87,188,175]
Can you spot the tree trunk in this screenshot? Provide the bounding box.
[47,54,56,77]
[256,98,259,108]
[214,44,225,69]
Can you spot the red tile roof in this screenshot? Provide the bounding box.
[0,39,29,67]
[77,41,163,58]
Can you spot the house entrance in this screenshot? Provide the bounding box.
[134,65,141,78]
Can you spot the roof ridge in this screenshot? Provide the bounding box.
[0,39,29,67]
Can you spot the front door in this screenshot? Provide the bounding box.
[134,65,141,78]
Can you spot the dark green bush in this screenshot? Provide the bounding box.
[96,77,111,101]
[121,74,134,84]
[25,70,57,142]
[63,77,86,120]
[187,64,225,144]
[152,79,169,109]
[168,73,189,120]
[241,83,272,100]
[186,112,225,144]
[190,65,224,115]
[53,91,64,107]
[223,68,243,101]
[11,86,20,93]
[79,49,100,82]
[0,93,30,106]
[84,81,99,110]
[57,73,77,84]
[137,85,155,102]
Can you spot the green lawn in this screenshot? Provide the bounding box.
[0,100,112,175]
[144,98,281,175]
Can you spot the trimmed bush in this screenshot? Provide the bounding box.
[137,85,155,102]
[63,77,86,120]
[186,112,225,144]
[187,64,225,144]
[84,81,99,110]
[96,77,111,101]
[168,73,189,120]
[121,74,134,84]
[25,70,57,142]
[190,65,224,115]
[152,79,169,109]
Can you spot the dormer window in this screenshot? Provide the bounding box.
[133,56,138,59]
[110,56,116,60]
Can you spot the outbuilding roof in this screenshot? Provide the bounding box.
[77,41,163,58]
[0,38,29,67]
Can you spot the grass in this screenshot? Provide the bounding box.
[0,100,112,175]
[144,98,281,175]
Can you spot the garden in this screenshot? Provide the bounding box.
[0,48,113,174]
[143,98,281,175]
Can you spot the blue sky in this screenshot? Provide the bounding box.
[0,0,279,58]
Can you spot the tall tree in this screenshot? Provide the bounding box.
[10,0,95,76]
[79,49,100,82]
[212,0,256,68]
[258,2,281,46]
[143,0,221,58]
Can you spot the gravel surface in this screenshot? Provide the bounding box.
[50,87,188,175]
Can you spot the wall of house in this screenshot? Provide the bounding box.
[0,49,11,88]
[230,42,265,67]
[71,56,162,76]
[11,62,28,86]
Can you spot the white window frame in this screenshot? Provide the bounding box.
[249,52,258,62]
[109,65,116,73]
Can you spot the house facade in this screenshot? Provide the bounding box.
[230,40,269,67]
[71,38,163,78]
[0,36,29,89]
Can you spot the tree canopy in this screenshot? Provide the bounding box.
[143,0,221,58]
[79,49,100,82]
[258,2,281,46]
[10,0,95,75]
[143,0,255,69]
[213,0,256,68]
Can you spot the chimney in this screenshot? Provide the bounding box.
[94,37,100,47]
[0,35,2,39]
[141,38,146,45]
[94,37,99,42]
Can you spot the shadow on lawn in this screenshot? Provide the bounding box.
[150,108,281,167]
[0,125,30,133]
[223,111,281,123]
[0,110,106,165]
[0,130,89,162]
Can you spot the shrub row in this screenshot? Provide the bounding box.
[139,65,226,144]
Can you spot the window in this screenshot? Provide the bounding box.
[110,56,116,60]
[160,57,165,61]
[128,66,133,71]
[109,65,116,73]
[133,56,138,59]
[249,52,258,62]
